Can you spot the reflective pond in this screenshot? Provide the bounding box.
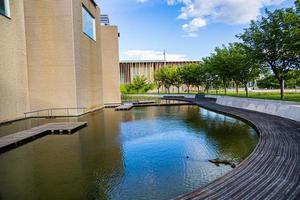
[0,105,258,200]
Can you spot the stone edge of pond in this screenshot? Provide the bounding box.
[168,97,300,200]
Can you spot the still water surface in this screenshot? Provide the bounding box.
[0,105,258,200]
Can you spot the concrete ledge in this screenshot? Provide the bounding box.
[0,106,105,125]
[206,95,300,122]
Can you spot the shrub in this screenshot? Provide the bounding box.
[120,76,154,94]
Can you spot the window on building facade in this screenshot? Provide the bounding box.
[82,6,96,41]
[0,0,10,18]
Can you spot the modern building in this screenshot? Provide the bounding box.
[120,60,200,84]
[120,60,200,93]
[0,0,121,123]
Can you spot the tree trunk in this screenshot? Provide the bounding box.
[177,87,180,94]
[187,85,190,94]
[197,86,200,94]
[244,83,249,97]
[167,88,170,94]
[235,83,239,96]
[157,87,160,94]
[216,90,218,94]
[280,79,285,100]
[224,87,227,95]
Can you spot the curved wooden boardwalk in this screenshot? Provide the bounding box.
[169,97,300,200]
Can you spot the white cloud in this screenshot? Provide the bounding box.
[179,0,284,34]
[182,17,206,33]
[123,50,188,61]
[137,0,285,36]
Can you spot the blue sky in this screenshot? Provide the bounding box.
[97,0,294,61]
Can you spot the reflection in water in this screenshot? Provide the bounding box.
[0,106,258,200]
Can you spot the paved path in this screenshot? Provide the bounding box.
[168,97,300,200]
[0,122,87,153]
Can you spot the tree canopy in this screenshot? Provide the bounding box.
[238,2,300,99]
[120,76,154,94]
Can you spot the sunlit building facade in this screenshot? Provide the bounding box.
[0,0,121,123]
[120,60,200,84]
[120,60,201,93]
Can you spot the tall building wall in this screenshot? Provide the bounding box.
[101,26,121,104]
[73,0,103,110]
[0,0,30,122]
[0,0,120,123]
[24,0,78,112]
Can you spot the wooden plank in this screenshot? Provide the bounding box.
[105,104,121,108]
[0,122,87,153]
[115,103,134,111]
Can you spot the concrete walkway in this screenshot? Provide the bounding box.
[206,95,300,122]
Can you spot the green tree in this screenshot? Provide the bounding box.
[200,61,223,94]
[229,43,262,97]
[202,47,235,95]
[169,67,183,94]
[154,70,163,94]
[191,64,205,93]
[257,70,300,89]
[257,75,280,89]
[286,70,300,90]
[179,64,198,93]
[131,76,148,91]
[201,63,218,94]
[238,3,300,99]
[154,67,173,94]
[120,76,154,94]
[211,74,223,94]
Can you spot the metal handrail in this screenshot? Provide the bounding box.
[24,107,87,118]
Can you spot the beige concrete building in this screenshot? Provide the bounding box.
[101,26,121,105]
[120,60,200,93]
[0,0,121,123]
[120,60,200,84]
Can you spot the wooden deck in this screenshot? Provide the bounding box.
[163,97,300,200]
[115,101,193,111]
[0,122,87,154]
[115,103,134,111]
[115,101,156,111]
[105,104,121,108]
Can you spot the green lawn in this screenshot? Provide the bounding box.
[146,90,300,102]
[206,91,300,102]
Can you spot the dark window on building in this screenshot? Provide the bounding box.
[0,0,10,18]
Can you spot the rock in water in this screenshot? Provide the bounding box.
[209,158,236,168]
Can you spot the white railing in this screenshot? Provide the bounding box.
[24,107,87,118]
